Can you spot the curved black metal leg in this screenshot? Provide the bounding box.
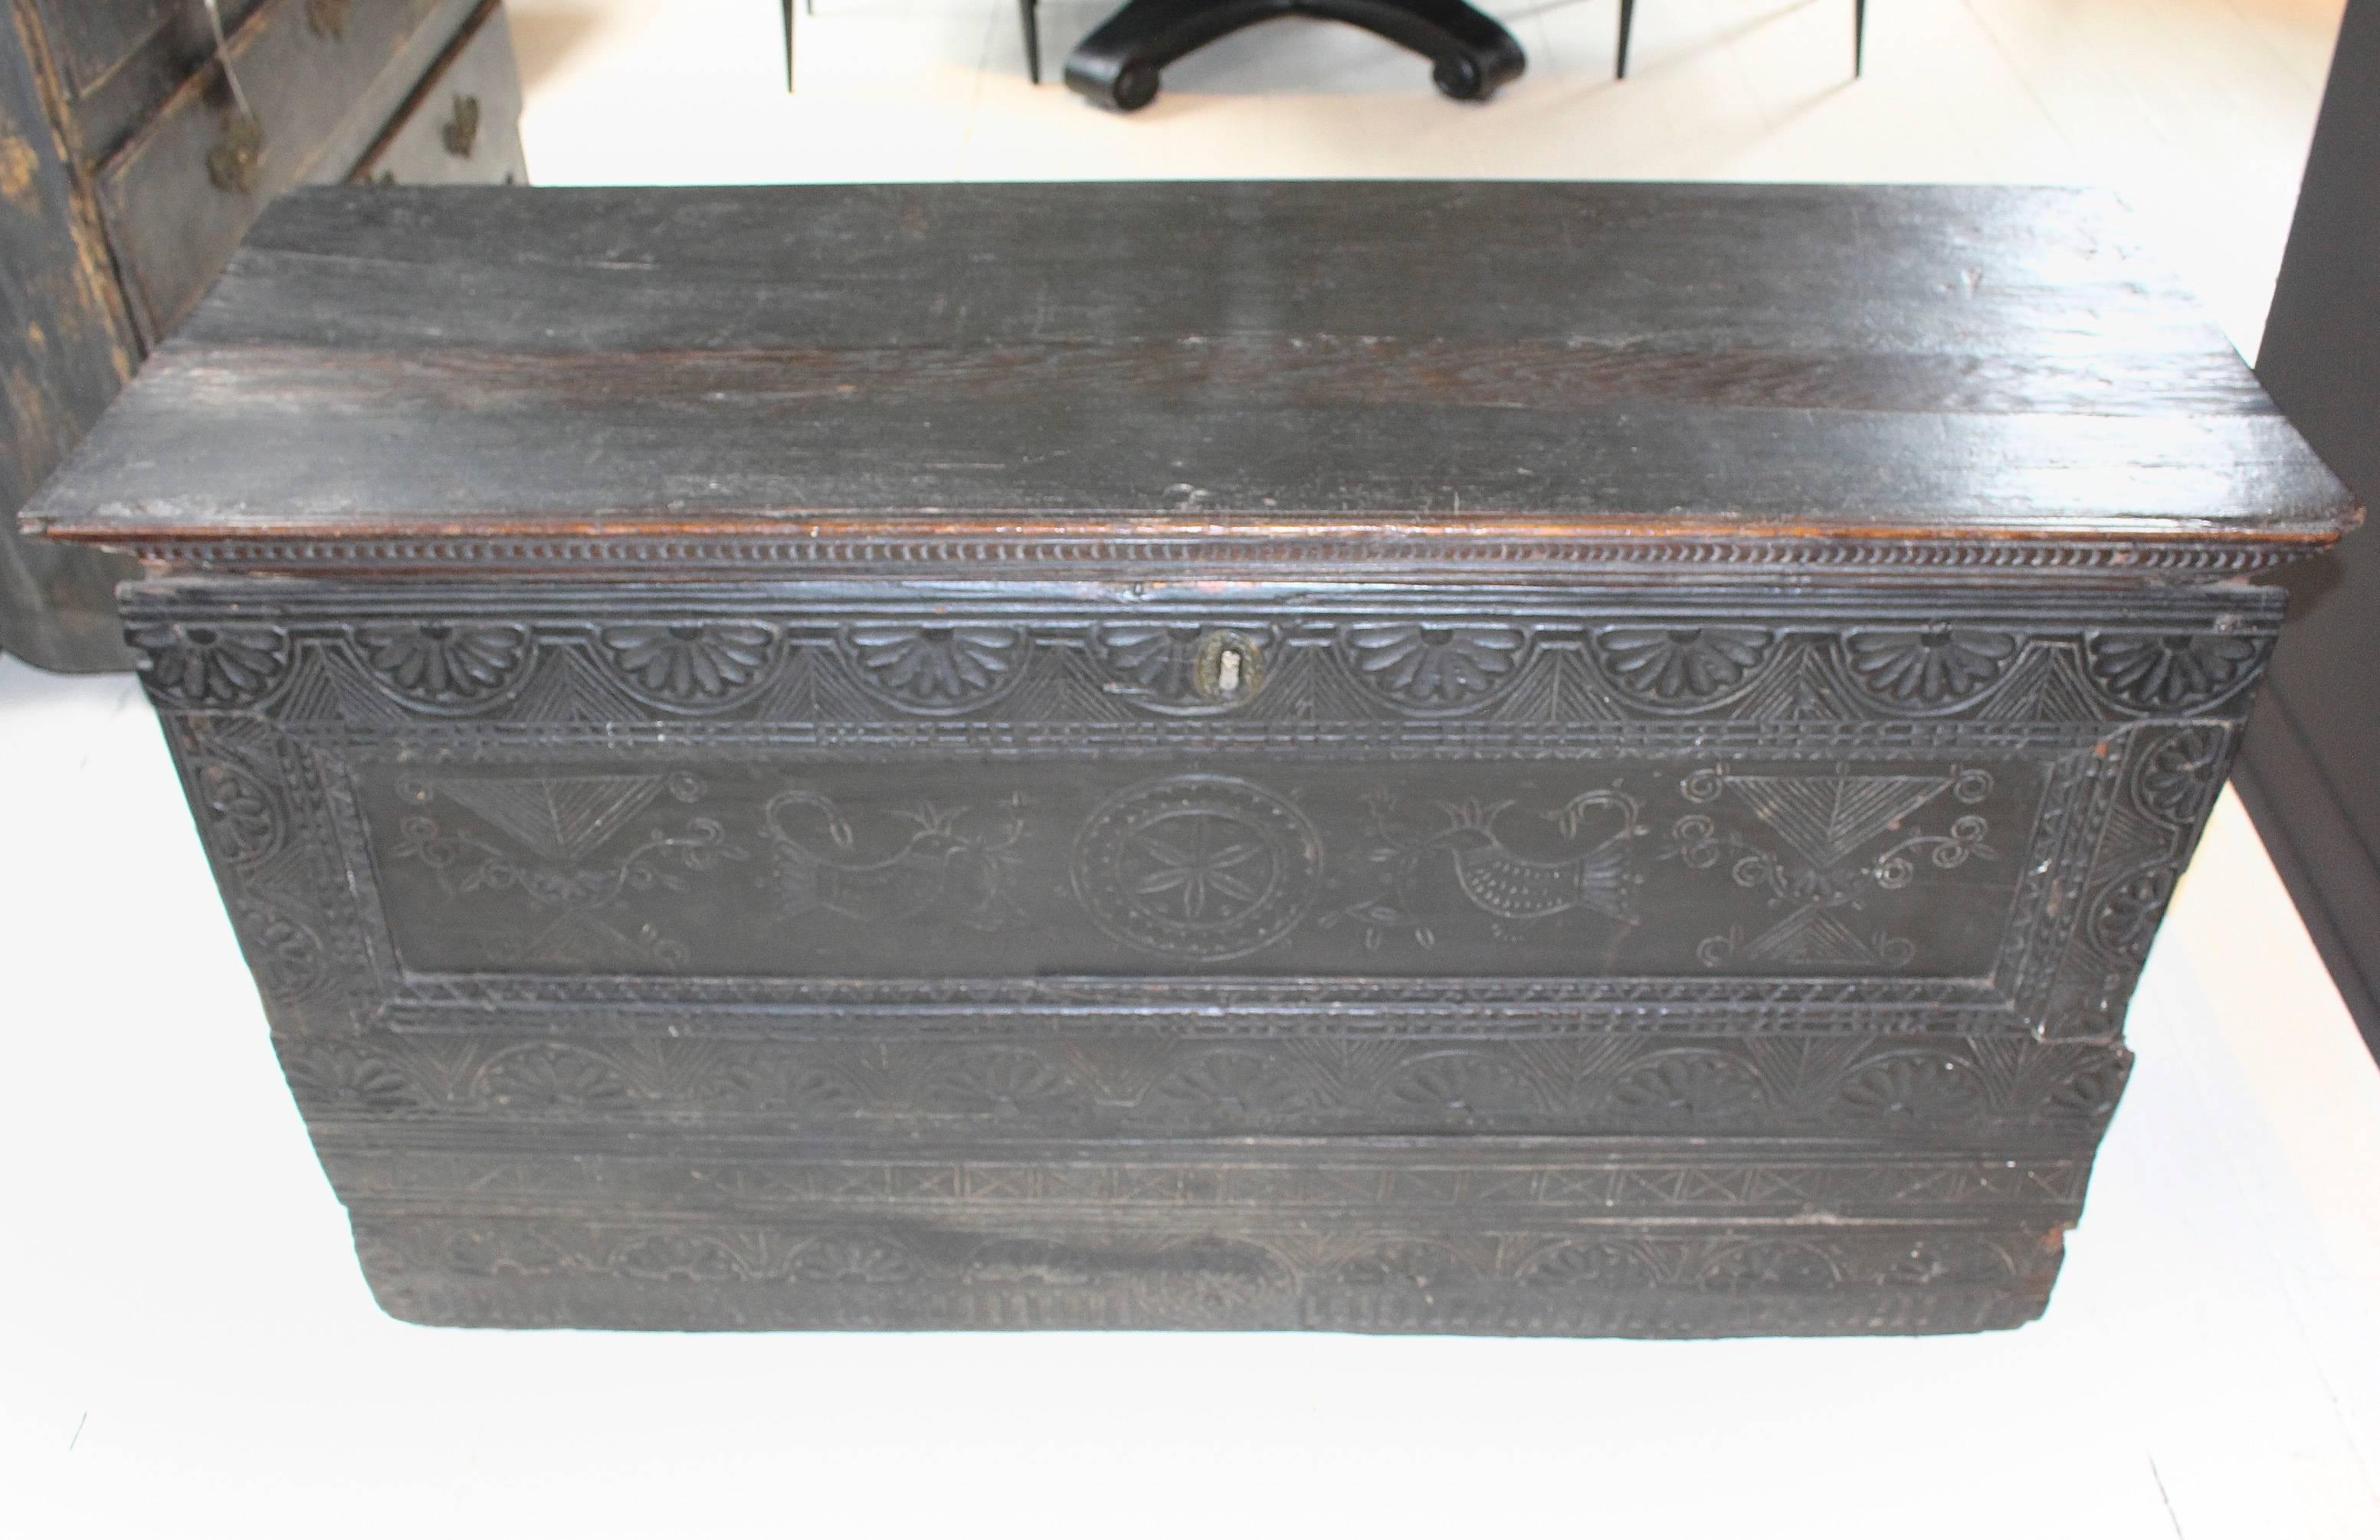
[1021,0,1042,81]
[1064,0,1525,113]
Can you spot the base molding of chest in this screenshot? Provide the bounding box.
[326,1132,2088,1335]
[350,1208,2069,1337]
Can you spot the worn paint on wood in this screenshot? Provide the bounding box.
[0,0,143,668]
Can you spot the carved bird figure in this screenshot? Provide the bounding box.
[763,791,1009,925]
[1431,791,1641,922]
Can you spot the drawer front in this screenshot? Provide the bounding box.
[31,0,269,162]
[349,2,524,186]
[92,0,454,340]
[31,0,264,98]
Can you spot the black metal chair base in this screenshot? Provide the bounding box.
[1062,0,1526,113]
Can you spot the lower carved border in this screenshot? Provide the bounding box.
[280,1029,2132,1144]
[352,1213,2065,1336]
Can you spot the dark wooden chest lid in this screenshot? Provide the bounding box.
[22,181,2358,578]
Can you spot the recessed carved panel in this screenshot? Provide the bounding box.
[354,755,2044,981]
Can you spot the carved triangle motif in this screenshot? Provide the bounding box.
[1723,771,1950,867]
[436,775,670,861]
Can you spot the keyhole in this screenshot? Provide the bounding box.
[1195,631,1264,704]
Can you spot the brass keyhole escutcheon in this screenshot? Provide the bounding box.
[1194,631,1264,704]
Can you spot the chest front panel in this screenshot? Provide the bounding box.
[146,579,2260,1044]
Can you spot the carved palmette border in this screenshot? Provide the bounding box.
[120,584,2282,726]
[120,609,2275,728]
[280,1028,2131,1144]
[166,712,379,1030]
[2023,720,2243,1038]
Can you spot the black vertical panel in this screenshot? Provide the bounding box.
[2242,0,2380,1054]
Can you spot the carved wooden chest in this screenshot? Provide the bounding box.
[25,182,2356,1334]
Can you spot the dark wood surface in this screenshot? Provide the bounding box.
[42,181,2358,1335]
[2239,0,2380,1054]
[26,182,2355,555]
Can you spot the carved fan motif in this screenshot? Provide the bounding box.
[133,622,291,707]
[1135,1238,1294,1322]
[476,1043,639,1111]
[598,621,775,707]
[923,1048,1086,1116]
[2134,726,2229,824]
[1841,627,2018,707]
[1339,622,1525,712]
[443,1227,569,1277]
[615,1232,755,1283]
[1333,1240,1480,1289]
[1592,626,1773,706]
[353,621,530,709]
[841,623,1028,712]
[282,1043,430,1116]
[1519,1240,1664,1290]
[1834,1053,1982,1126]
[1610,1051,1767,1119]
[1377,1051,1537,1119]
[787,1234,920,1284]
[1883,1237,2011,1287]
[1142,1050,1316,1121]
[2084,631,2265,712]
[1697,1240,1840,1292]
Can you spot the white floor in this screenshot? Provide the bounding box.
[8,1,2380,1534]
[514,0,2344,350]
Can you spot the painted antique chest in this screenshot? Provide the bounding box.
[25,182,2357,1334]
